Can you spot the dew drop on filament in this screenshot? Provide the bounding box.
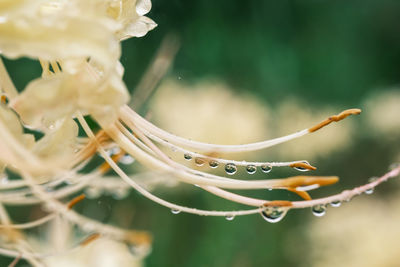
[183,153,192,161]
[330,201,341,208]
[171,209,181,214]
[195,158,205,166]
[225,215,235,221]
[225,163,237,175]
[246,165,257,174]
[365,188,374,195]
[365,177,377,194]
[312,205,326,217]
[260,207,286,223]
[209,160,219,169]
[261,165,272,173]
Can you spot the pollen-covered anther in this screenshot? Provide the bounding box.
[286,188,312,200]
[263,200,292,207]
[278,176,339,188]
[0,95,8,104]
[289,162,316,171]
[67,194,86,209]
[308,108,362,133]
[80,233,101,247]
[125,231,153,246]
[73,130,110,165]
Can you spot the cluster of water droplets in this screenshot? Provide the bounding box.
[183,154,275,175]
[182,154,314,176]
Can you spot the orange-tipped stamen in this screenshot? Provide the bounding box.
[67,194,86,209]
[287,188,312,200]
[289,162,317,171]
[308,108,361,133]
[278,176,339,188]
[80,233,101,246]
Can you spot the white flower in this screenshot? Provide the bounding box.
[0,1,396,265]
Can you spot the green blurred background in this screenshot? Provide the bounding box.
[3,0,400,266]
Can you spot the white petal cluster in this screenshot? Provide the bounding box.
[0,0,156,175]
[0,0,156,129]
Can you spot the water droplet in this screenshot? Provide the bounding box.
[389,163,400,171]
[45,186,54,192]
[120,154,135,165]
[110,147,121,155]
[1,174,9,185]
[85,187,102,199]
[82,222,95,232]
[365,187,374,195]
[195,158,205,166]
[225,163,237,175]
[246,165,257,174]
[171,209,181,214]
[183,153,192,161]
[225,215,235,221]
[178,76,182,80]
[330,201,341,207]
[260,207,286,223]
[312,205,326,217]
[365,177,377,194]
[209,160,219,169]
[126,243,150,257]
[293,161,311,172]
[112,187,129,199]
[261,165,272,173]
[42,202,57,213]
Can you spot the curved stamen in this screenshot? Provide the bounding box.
[122,105,361,153]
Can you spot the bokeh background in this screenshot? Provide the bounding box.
[3,1,400,266]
